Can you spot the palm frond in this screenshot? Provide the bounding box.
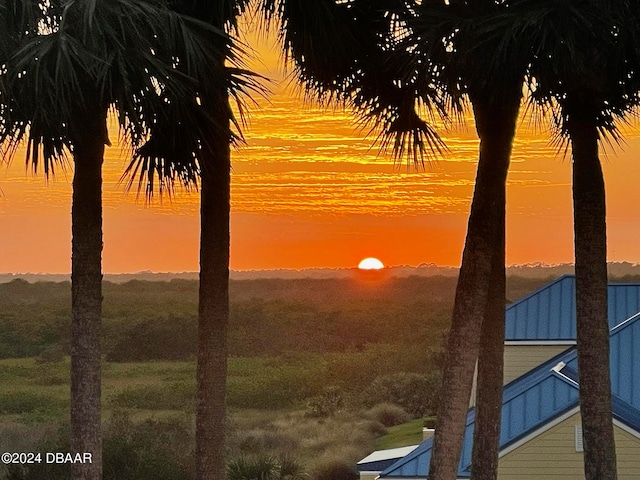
[120,12,269,200]
[263,0,454,165]
[509,0,640,140]
[1,0,244,189]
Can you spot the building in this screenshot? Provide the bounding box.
[502,275,640,385]
[359,276,640,479]
[357,445,420,480]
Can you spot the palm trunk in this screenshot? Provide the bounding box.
[470,244,505,480]
[568,109,617,480]
[429,87,519,480]
[70,108,106,480]
[195,87,231,480]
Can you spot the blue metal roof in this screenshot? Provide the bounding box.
[505,276,640,341]
[380,349,581,479]
[380,308,640,479]
[380,349,640,478]
[499,359,579,450]
[543,361,640,443]
[612,395,640,434]
[610,312,640,409]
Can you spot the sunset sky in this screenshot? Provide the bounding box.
[2,30,640,274]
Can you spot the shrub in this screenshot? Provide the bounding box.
[32,372,68,387]
[227,455,307,480]
[105,315,197,362]
[312,459,357,480]
[7,414,193,480]
[4,427,70,480]
[362,420,388,437]
[235,429,299,454]
[0,392,66,417]
[366,403,411,427]
[35,345,66,364]
[423,416,437,429]
[363,372,441,417]
[305,387,343,418]
[228,358,323,410]
[103,413,192,480]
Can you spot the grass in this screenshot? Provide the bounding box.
[0,355,431,477]
[375,418,425,450]
[109,382,196,411]
[228,409,379,473]
[0,355,364,418]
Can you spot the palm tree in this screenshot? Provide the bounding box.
[416,8,528,480]
[123,2,266,478]
[262,2,527,479]
[1,2,223,479]
[519,1,640,477]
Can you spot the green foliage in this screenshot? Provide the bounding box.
[4,427,71,480]
[103,413,193,480]
[0,277,456,361]
[0,391,66,417]
[312,460,357,480]
[363,372,441,417]
[0,277,452,415]
[7,414,192,480]
[0,363,33,383]
[106,315,197,362]
[227,455,307,480]
[278,456,308,480]
[305,387,344,418]
[227,356,325,410]
[109,382,195,411]
[35,345,66,364]
[374,418,425,450]
[365,403,411,427]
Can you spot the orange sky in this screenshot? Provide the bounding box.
[2,30,640,273]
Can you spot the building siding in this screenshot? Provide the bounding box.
[503,345,570,384]
[471,345,570,407]
[615,425,640,480]
[498,412,640,479]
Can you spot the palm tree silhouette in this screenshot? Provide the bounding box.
[1,2,223,479]
[262,2,527,479]
[519,2,640,477]
[123,2,265,478]
[269,4,640,480]
[407,5,528,479]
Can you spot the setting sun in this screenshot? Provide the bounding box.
[358,257,385,270]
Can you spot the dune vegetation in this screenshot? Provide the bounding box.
[0,274,569,479]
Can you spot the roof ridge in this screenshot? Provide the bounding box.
[506,275,573,311]
[610,310,640,334]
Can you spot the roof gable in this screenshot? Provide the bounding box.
[505,276,640,341]
[610,312,640,408]
[499,357,579,451]
[380,350,581,478]
[381,312,640,479]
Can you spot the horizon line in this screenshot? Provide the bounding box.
[4,261,640,277]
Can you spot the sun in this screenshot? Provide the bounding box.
[358,257,385,270]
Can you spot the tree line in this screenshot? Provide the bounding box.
[0,276,456,361]
[0,275,554,362]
